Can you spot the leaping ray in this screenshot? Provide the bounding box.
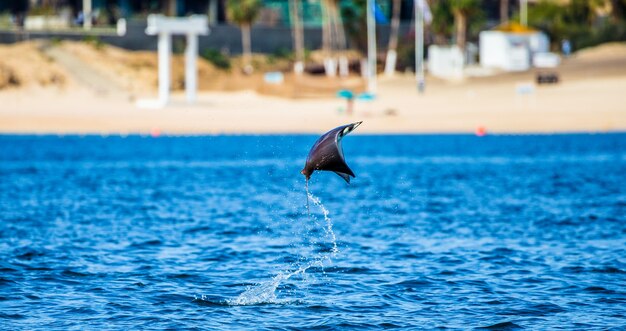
[301,121,362,184]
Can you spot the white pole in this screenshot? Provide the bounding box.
[83,0,92,30]
[366,0,377,93]
[158,32,172,105]
[520,0,528,26]
[185,33,198,103]
[415,0,425,93]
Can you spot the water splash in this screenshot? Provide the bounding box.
[228,262,313,306]
[227,191,338,306]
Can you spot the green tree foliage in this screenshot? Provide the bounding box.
[430,0,484,47]
[450,0,483,49]
[568,0,606,25]
[431,0,454,45]
[227,0,263,26]
[227,0,262,73]
[525,1,567,41]
[526,0,626,51]
[340,0,367,52]
[201,49,231,70]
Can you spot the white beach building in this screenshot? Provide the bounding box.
[479,23,550,72]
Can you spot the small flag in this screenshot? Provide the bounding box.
[373,1,388,24]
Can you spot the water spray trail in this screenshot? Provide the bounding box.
[228,190,338,306]
[305,179,311,219]
[307,191,338,256]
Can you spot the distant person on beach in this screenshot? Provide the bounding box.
[562,39,572,58]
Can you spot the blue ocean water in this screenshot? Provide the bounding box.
[1,134,625,330]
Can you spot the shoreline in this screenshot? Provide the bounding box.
[2,42,626,135]
[2,76,625,135]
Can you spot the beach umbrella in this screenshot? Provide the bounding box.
[337,89,355,115]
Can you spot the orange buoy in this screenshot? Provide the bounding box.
[150,127,161,138]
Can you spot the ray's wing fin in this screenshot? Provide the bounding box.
[333,123,356,163]
[330,123,360,178]
[334,171,352,184]
[326,160,355,178]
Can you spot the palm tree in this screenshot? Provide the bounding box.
[384,0,402,76]
[227,0,262,74]
[431,0,454,45]
[450,0,481,50]
[289,0,305,74]
[164,0,176,16]
[587,0,611,25]
[320,0,347,77]
[500,0,509,23]
[610,0,626,21]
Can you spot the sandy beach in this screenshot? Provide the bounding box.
[1,41,625,135]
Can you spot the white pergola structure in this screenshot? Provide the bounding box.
[137,15,209,109]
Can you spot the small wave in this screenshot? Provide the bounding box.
[13,248,47,261]
[0,278,16,285]
[485,300,505,305]
[128,239,163,248]
[183,225,214,234]
[61,270,92,278]
[305,304,332,311]
[164,273,197,280]
[0,312,26,320]
[192,295,231,307]
[502,303,565,317]
[476,321,524,330]
[390,279,433,289]
[378,322,404,328]
[591,267,626,274]
[561,265,626,274]
[323,266,375,274]
[0,266,18,273]
[584,286,616,294]
[149,293,195,304]
[65,307,98,315]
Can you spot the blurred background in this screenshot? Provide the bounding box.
[0,0,625,134]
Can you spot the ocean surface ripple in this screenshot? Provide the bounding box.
[1,134,625,330]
